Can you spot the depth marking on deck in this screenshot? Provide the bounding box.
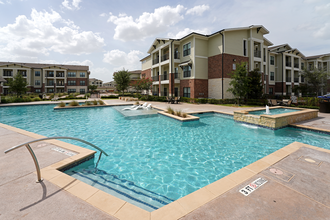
[239,177,268,196]
[51,147,76,156]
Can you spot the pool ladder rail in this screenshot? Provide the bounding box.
[4,136,108,183]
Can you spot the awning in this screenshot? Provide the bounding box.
[178,60,192,68]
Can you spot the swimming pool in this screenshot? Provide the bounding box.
[249,108,300,115]
[0,104,329,211]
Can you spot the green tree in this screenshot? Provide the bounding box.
[247,69,263,99]
[139,77,153,95]
[300,68,330,96]
[88,85,98,93]
[8,73,28,97]
[113,69,131,95]
[227,62,250,105]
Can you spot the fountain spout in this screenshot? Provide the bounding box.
[266,105,270,114]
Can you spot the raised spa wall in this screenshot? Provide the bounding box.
[234,107,319,129]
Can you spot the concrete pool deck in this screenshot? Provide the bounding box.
[1,100,330,219]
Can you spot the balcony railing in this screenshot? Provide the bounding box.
[160,92,167,97]
[286,62,291,67]
[174,73,180,79]
[56,73,65,77]
[152,75,159,82]
[161,74,168,81]
[152,58,159,65]
[46,74,54,77]
[286,77,291,82]
[254,50,261,58]
[294,77,299,83]
[294,63,299,68]
[47,82,54,86]
[174,52,180,59]
[161,54,169,62]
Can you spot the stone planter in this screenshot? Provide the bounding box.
[319,101,330,113]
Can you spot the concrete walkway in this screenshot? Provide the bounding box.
[0,100,330,219]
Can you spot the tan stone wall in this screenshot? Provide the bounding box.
[234,109,318,129]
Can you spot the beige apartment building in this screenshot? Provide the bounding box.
[141,25,330,98]
[0,62,90,95]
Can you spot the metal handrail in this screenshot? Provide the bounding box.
[4,136,108,183]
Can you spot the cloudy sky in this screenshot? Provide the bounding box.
[0,0,329,82]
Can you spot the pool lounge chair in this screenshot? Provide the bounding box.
[174,97,180,104]
[122,105,139,110]
[271,99,279,106]
[143,104,152,110]
[51,95,59,101]
[283,100,292,106]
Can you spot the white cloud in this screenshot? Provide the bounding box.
[103,50,143,71]
[0,9,104,61]
[106,5,185,41]
[91,67,114,82]
[315,3,330,16]
[313,23,330,39]
[168,28,211,39]
[63,60,94,66]
[62,0,81,10]
[186,5,210,16]
[0,1,4,4]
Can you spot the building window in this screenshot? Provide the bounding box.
[80,72,85,77]
[68,80,76,86]
[243,40,247,56]
[270,56,274,65]
[68,72,76,77]
[47,71,54,77]
[269,87,273,95]
[183,66,191,77]
[80,89,85,94]
[80,81,86,86]
[35,89,41,93]
[233,63,236,70]
[270,72,274,81]
[301,63,304,70]
[183,87,190,98]
[183,42,191,56]
[68,89,76,93]
[35,80,40,86]
[35,71,41,77]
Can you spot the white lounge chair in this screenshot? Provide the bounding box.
[122,105,139,110]
[143,104,152,110]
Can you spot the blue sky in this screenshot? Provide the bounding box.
[0,0,329,82]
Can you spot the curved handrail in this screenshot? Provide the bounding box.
[4,136,108,156]
[4,136,108,183]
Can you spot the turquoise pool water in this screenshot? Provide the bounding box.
[0,104,330,211]
[249,108,300,115]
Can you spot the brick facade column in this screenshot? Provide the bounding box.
[42,83,45,93]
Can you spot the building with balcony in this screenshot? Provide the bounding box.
[89,78,103,87]
[0,62,90,95]
[141,25,330,98]
[141,25,272,99]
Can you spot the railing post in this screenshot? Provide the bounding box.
[25,144,43,183]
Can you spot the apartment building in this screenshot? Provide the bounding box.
[268,45,330,96]
[141,25,330,98]
[0,62,90,95]
[89,78,103,87]
[141,25,272,98]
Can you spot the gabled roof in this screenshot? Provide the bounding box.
[305,53,330,60]
[0,61,89,71]
[268,44,306,57]
[263,37,273,46]
[268,44,292,51]
[147,25,270,54]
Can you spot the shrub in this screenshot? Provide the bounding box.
[68,101,79,106]
[32,97,42,101]
[58,102,66,107]
[85,101,91,106]
[175,110,182,117]
[167,106,174,114]
[92,100,98,105]
[98,100,105,105]
[135,101,139,105]
[182,113,187,118]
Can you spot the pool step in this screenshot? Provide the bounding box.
[68,167,174,211]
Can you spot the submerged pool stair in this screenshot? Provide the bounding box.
[68,167,174,211]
